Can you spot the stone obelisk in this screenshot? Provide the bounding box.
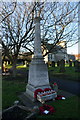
[25,14,50,101]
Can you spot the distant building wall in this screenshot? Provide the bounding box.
[74,54,80,60]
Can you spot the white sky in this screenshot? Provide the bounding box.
[1,0,80,2]
[67,43,78,54]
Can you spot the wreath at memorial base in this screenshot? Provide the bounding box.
[34,89,44,99]
[39,104,55,115]
[55,95,65,100]
[34,88,56,100]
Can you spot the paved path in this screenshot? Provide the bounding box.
[50,77,80,96]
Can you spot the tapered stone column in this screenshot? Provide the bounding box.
[34,17,42,57]
[25,17,51,101]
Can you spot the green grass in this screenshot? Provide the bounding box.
[37,96,80,119]
[48,67,80,82]
[0,75,2,110]
[2,70,80,119]
[17,65,27,68]
[2,79,80,119]
[6,64,27,69]
[6,64,80,82]
[2,80,26,109]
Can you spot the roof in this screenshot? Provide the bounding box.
[45,43,65,54]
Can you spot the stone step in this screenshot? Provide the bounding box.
[19,92,41,109]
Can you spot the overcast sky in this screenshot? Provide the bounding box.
[67,43,78,54]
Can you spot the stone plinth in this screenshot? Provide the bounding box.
[25,56,51,101]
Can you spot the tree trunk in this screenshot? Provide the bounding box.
[11,60,17,77]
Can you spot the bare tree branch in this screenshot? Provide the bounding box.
[1,2,17,23]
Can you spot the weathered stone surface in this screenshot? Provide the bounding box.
[25,17,51,101]
[59,59,65,73]
[34,17,42,57]
[26,57,50,101]
[28,58,49,87]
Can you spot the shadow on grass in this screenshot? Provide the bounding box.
[48,67,80,82]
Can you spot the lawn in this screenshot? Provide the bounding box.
[2,80,26,109]
[6,64,28,69]
[0,75,2,111]
[2,65,80,119]
[2,77,80,119]
[6,64,80,82]
[37,96,80,120]
[48,66,80,82]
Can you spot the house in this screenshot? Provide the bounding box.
[43,41,68,63]
[74,54,80,60]
[43,41,75,63]
[67,54,76,61]
[2,41,76,66]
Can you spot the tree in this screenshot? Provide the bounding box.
[22,2,79,56]
[0,2,17,22]
[1,2,79,76]
[1,2,35,76]
[40,2,79,56]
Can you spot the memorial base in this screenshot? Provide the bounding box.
[25,84,51,102]
[26,56,51,101]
